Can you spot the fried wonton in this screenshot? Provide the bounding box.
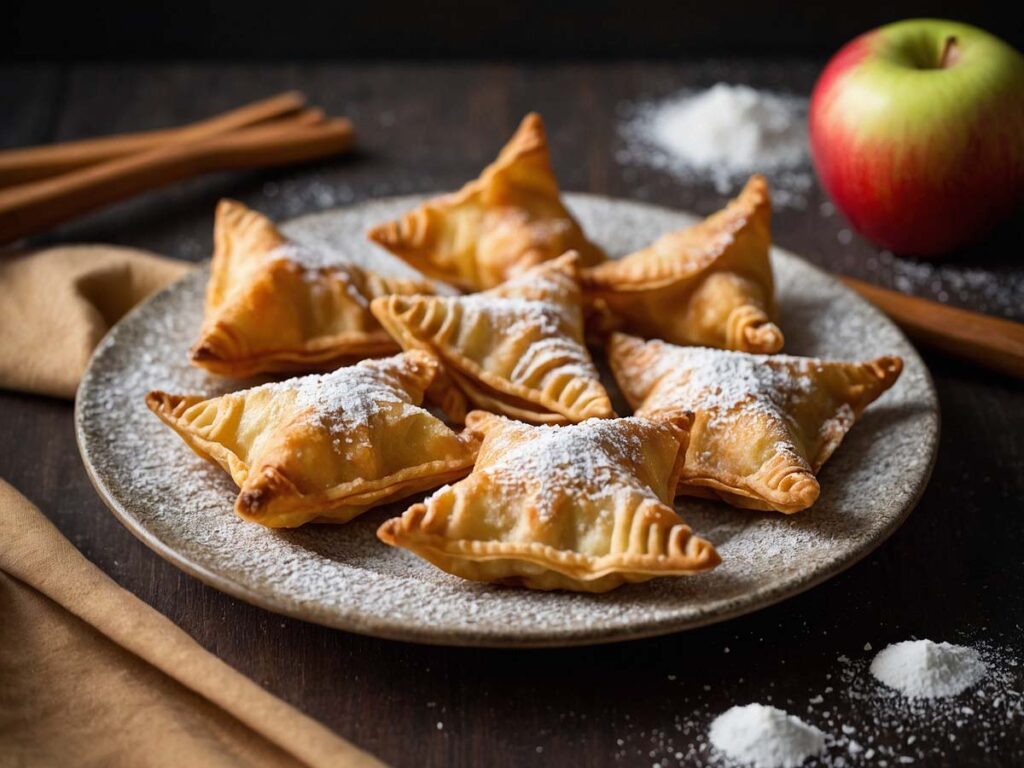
[190,200,438,377]
[146,351,478,528]
[370,252,614,425]
[583,175,783,353]
[366,113,605,291]
[378,410,720,592]
[608,333,902,513]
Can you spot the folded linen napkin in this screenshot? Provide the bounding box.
[0,244,192,399]
[0,479,384,767]
[0,245,384,766]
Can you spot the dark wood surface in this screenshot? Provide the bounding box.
[2,62,1022,767]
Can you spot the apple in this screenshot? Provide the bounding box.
[809,19,1024,256]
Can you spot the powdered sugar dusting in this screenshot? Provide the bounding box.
[75,194,936,645]
[484,418,657,516]
[455,266,601,385]
[456,261,580,341]
[496,259,575,299]
[286,364,417,446]
[269,241,350,272]
[643,345,820,428]
[457,294,564,339]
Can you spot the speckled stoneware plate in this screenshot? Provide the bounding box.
[76,193,939,648]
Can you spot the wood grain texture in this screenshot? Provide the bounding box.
[1,62,1022,767]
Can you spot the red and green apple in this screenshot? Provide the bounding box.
[809,19,1024,256]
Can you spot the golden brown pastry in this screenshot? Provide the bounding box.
[146,351,478,528]
[582,175,783,353]
[378,410,720,592]
[366,113,605,291]
[608,333,903,513]
[191,199,437,377]
[370,252,614,425]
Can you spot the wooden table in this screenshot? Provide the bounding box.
[2,62,1022,767]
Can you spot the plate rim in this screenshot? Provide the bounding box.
[75,192,941,648]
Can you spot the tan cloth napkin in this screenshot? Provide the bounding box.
[0,479,385,768]
[0,245,192,399]
[0,246,385,766]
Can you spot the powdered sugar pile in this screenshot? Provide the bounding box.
[870,640,987,699]
[618,83,812,208]
[614,638,1021,767]
[823,640,1021,764]
[709,704,826,768]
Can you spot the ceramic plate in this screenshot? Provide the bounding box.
[76,194,939,647]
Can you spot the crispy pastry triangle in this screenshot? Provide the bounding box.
[370,252,614,424]
[608,333,902,513]
[146,352,479,528]
[366,113,605,291]
[378,410,720,592]
[583,175,783,353]
[190,200,437,377]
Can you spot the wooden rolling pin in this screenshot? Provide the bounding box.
[841,276,1024,379]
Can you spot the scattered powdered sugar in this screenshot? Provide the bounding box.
[618,84,812,208]
[709,704,826,768]
[644,84,806,171]
[605,639,1019,767]
[261,175,359,216]
[821,640,1021,764]
[862,249,1024,322]
[869,640,987,699]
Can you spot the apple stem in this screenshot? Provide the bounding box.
[939,36,959,68]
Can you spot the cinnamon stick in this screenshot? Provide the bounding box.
[0,116,354,245]
[0,91,307,188]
